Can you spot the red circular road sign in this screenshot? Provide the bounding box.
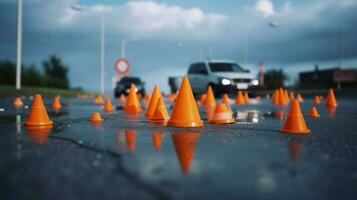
[114,58,130,76]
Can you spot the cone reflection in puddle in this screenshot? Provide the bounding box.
[25,126,52,144]
[288,141,301,163]
[152,131,165,151]
[172,132,200,175]
[116,130,127,151]
[326,106,337,118]
[125,130,137,152]
[236,110,259,124]
[275,110,285,121]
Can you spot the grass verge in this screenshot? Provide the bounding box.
[0,85,95,98]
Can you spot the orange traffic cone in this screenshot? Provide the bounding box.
[296,94,304,103]
[124,84,142,114]
[103,98,114,112]
[143,93,150,108]
[244,92,249,103]
[172,132,200,175]
[255,96,261,100]
[125,130,137,152]
[289,91,295,100]
[209,103,235,124]
[200,93,207,105]
[24,94,53,126]
[278,89,288,106]
[276,110,285,121]
[52,96,62,110]
[285,90,290,103]
[222,94,230,105]
[13,97,24,108]
[150,97,169,125]
[319,95,323,101]
[145,84,161,118]
[313,95,321,105]
[307,106,320,118]
[94,95,104,104]
[272,90,279,105]
[205,86,216,107]
[117,94,126,107]
[167,76,203,127]
[325,88,338,107]
[152,131,165,151]
[89,112,103,122]
[281,100,310,134]
[236,91,245,105]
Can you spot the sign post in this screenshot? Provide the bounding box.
[114,58,130,77]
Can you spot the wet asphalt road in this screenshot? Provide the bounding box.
[0,95,357,200]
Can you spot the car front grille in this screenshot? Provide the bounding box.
[233,78,251,83]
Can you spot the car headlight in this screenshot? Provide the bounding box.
[251,79,259,86]
[221,78,231,85]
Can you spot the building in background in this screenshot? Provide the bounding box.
[299,65,357,89]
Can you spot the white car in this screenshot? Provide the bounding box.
[187,59,258,97]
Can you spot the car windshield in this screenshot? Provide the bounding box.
[209,63,247,73]
[119,77,141,84]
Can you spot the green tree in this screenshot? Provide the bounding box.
[264,69,288,90]
[22,65,44,87]
[0,60,16,85]
[42,55,70,89]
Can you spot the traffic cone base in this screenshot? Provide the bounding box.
[24,94,53,126]
[280,100,310,134]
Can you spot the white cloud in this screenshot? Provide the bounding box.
[113,1,228,39]
[254,0,275,18]
[42,1,229,40]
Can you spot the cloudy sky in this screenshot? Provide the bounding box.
[1,0,357,93]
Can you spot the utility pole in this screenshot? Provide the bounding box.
[100,13,105,94]
[16,0,23,90]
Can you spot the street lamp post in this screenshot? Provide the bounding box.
[100,12,105,94]
[16,0,23,90]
